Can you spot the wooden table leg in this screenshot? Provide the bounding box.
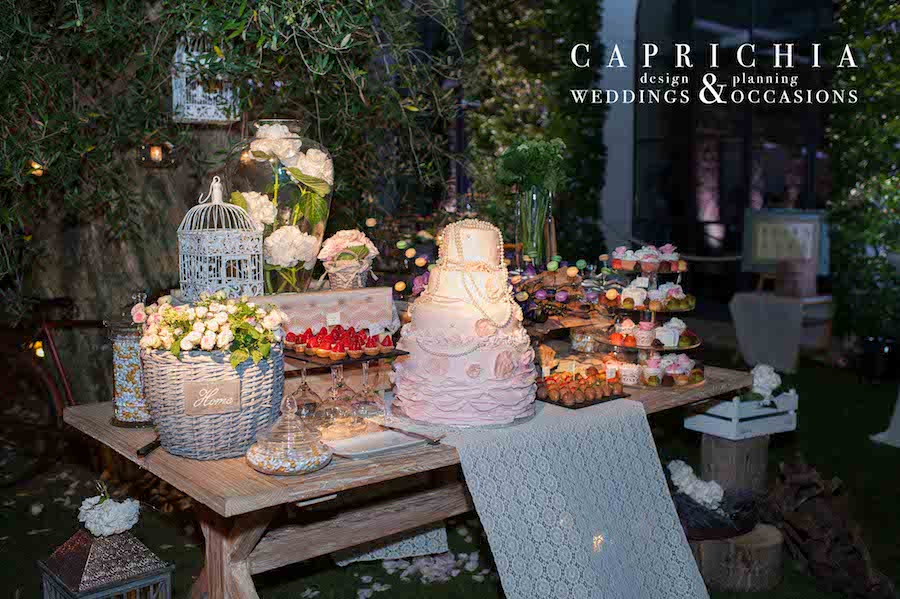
[192,506,276,599]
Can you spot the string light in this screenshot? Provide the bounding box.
[30,340,45,358]
[415,257,427,268]
[148,145,164,162]
[404,248,416,259]
[29,160,44,177]
[240,150,253,164]
[365,217,377,228]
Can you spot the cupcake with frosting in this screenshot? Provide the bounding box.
[619,363,641,386]
[635,246,660,273]
[641,356,662,386]
[616,318,637,335]
[659,244,679,272]
[666,317,687,334]
[621,249,638,271]
[635,321,656,347]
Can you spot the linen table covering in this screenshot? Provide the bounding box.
[354,400,708,599]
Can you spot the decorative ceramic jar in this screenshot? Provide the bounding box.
[227,119,334,294]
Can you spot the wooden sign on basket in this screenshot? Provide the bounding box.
[183,380,242,416]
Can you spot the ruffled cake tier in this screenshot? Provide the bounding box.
[393,325,536,426]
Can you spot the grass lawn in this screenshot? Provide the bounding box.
[1,354,897,598]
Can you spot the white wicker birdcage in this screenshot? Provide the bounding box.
[172,37,239,125]
[178,176,263,301]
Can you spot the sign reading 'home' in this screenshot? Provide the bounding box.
[183,380,241,416]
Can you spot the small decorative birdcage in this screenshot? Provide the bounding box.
[178,176,263,301]
[172,37,239,125]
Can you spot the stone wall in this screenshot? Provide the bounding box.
[33,130,235,404]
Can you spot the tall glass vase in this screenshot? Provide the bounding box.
[226,119,333,294]
[517,185,553,267]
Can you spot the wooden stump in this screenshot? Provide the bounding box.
[701,433,769,493]
[690,524,784,592]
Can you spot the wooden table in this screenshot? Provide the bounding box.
[64,366,749,599]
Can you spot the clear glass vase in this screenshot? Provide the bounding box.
[516,185,553,267]
[226,119,333,294]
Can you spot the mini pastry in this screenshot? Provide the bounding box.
[305,337,318,356]
[364,336,381,356]
[621,297,635,309]
[380,335,394,354]
[284,331,297,350]
[348,342,363,360]
[635,322,656,347]
[620,252,637,271]
[315,339,332,358]
[605,288,619,301]
[611,258,623,270]
[623,335,637,347]
[331,342,347,361]
[648,299,664,312]
[640,256,660,273]
[677,259,688,272]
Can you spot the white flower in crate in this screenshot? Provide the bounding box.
[78,495,140,537]
[751,364,781,399]
[264,226,320,269]
[243,192,276,230]
[250,124,302,163]
[291,148,334,186]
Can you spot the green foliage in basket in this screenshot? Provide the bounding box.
[133,291,286,369]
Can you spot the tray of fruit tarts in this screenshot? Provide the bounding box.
[613,354,706,389]
[571,319,701,352]
[603,244,687,274]
[597,283,697,314]
[536,367,629,409]
[283,325,407,366]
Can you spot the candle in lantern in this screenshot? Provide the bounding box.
[148,145,163,162]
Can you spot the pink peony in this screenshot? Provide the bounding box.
[132,310,146,324]
[659,243,677,255]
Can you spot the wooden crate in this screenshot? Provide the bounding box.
[684,391,798,441]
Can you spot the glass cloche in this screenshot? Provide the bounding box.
[245,389,332,476]
[226,119,333,293]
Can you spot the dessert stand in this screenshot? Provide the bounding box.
[580,257,706,389]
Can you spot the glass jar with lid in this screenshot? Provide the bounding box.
[245,387,332,476]
[105,294,152,427]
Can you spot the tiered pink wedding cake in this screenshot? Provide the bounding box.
[393,219,536,425]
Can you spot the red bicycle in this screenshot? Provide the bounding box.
[0,298,103,486]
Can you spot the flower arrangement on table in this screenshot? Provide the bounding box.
[317,229,380,290]
[229,122,335,294]
[132,291,287,369]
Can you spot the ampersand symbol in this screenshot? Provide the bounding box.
[699,73,726,104]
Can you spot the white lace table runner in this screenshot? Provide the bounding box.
[349,401,708,598]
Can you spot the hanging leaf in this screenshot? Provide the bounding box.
[170,341,181,359]
[341,33,352,48]
[230,348,249,368]
[230,191,248,211]
[213,45,225,59]
[259,342,271,358]
[297,192,329,226]
[286,167,331,196]
[251,349,263,364]
[252,150,272,160]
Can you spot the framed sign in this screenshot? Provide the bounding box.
[742,209,830,275]
[183,380,242,416]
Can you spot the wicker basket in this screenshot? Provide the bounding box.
[142,347,283,460]
[324,259,372,290]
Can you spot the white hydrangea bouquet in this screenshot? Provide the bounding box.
[78,483,140,537]
[133,291,287,369]
[317,230,379,290]
[229,120,334,294]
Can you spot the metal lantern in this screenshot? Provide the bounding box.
[172,37,239,125]
[39,529,173,599]
[178,176,263,301]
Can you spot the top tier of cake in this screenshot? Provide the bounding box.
[439,219,503,268]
